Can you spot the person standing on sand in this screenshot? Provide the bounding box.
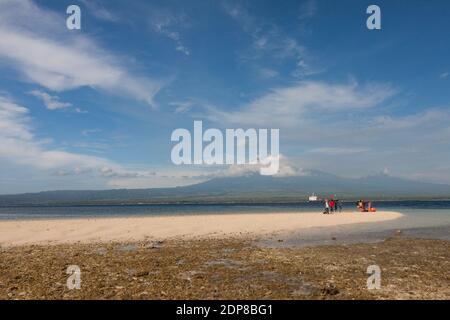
[329,199,335,213]
[357,200,365,212]
[324,199,330,214]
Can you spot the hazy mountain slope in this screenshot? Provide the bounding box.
[1,172,449,205]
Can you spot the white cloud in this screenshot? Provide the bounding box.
[153,13,190,56]
[3,90,450,189]
[0,96,32,141]
[193,81,450,184]
[223,2,321,78]
[293,108,450,182]
[0,0,162,106]
[0,95,128,176]
[28,90,71,110]
[204,81,396,127]
[169,100,195,114]
[258,68,279,79]
[80,0,119,22]
[298,0,317,21]
[219,154,303,177]
[369,109,449,131]
[0,95,216,192]
[440,72,449,79]
[75,108,88,114]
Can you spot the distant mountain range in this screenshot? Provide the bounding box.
[1,171,450,205]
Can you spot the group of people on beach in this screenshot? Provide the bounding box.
[320,198,376,214]
[323,198,342,214]
[357,200,377,212]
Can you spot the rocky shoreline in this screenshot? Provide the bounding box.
[0,235,449,300]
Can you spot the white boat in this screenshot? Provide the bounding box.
[308,193,318,201]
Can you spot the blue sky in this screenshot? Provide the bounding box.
[1,0,450,193]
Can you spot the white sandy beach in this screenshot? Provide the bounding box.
[0,211,403,247]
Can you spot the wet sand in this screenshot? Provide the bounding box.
[0,211,402,247]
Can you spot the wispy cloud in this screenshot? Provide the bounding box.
[258,67,279,79]
[203,80,396,127]
[0,0,163,106]
[152,13,190,56]
[223,1,321,78]
[75,108,88,114]
[0,95,130,178]
[298,0,317,22]
[28,90,72,110]
[293,108,450,182]
[0,94,214,191]
[80,0,119,22]
[169,100,195,114]
[369,109,449,131]
[193,79,450,182]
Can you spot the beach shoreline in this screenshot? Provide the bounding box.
[0,211,403,247]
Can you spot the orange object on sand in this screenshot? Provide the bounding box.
[369,208,377,212]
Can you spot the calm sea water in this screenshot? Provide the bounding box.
[1,200,450,221]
